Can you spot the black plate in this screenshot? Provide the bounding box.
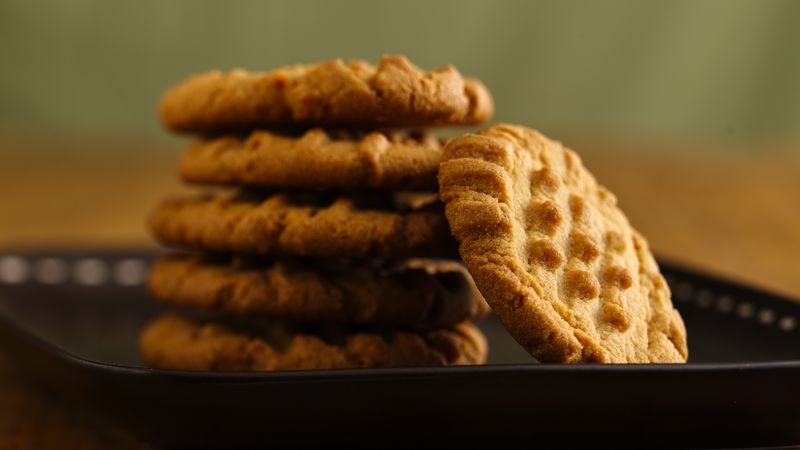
[1,250,799,448]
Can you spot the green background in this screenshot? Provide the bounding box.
[1,0,799,145]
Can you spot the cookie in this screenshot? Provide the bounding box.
[160,54,493,133]
[148,190,458,259]
[178,128,442,190]
[438,124,688,363]
[139,313,488,371]
[148,254,488,326]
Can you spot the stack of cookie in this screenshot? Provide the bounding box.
[141,55,495,371]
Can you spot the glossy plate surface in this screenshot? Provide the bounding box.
[0,250,799,448]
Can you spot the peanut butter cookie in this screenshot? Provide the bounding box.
[160,54,493,133]
[148,254,488,326]
[149,190,457,259]
[140,313,488,371]
[178,128,442,190]
[438,124,688,363]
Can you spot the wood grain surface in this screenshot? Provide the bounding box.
[0,138,798,448]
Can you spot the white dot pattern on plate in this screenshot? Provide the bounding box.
[737,302,755,319]
[73,258,109,286]
[2,256,799,335]
[695,289,714,308]
[34,258,68,284]
[778,316,797,331]
[716,295,735,314]
[757,308,776,325]
[0,256,29,284]
[675,282,694,302]
[664,279,800,333]
[112,259,147,286]
[0,256,149,287]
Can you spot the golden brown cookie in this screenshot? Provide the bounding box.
[160,54,493,133]
[148,190,458,259]
[438,124,688,363]
[178,128,442,190]
[148,254,488,327]
[139,313,488,371]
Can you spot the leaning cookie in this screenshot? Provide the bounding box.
[438,124,688,363]
[148,254,488,327]
[148,190,458,259]
[179,128,443,190]
[160,54,493,133]
[140,313,488,371]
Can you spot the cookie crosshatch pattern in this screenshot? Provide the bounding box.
[439,124,688,363]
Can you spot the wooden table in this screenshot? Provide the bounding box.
[1,138,799,448]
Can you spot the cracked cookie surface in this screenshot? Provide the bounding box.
[160,54,493,133]
[178,128,443,190]
[149,254,488,327]
[149,190,458,259]
[140,313,488,371]
[438,124,687,363]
